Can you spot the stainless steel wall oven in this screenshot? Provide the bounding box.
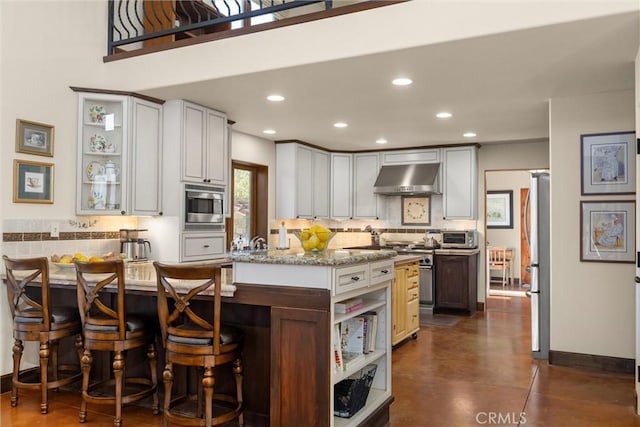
[184,184,225,231]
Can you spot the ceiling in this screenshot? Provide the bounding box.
[143,11,639,152]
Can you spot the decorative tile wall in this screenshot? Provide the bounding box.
[2,216,138,259]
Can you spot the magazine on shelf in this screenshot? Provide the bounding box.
[341,316,365,354]
[361,312,378,353]
[333,324,343,371]
[335,297,364,314]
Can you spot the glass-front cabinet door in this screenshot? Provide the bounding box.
[76,93,128,215]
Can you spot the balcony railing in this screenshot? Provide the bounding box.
[107,0,403,59]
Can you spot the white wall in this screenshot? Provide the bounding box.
[550,90,635,358]
[477,141,550,302]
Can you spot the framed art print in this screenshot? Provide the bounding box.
[13,159,54,204]
[486,190,513,229]
[580,131,635,195]
[580,200,635,263]
[16,119,54,157]
[401,195,431,225]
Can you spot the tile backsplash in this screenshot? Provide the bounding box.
[2,216,138,259]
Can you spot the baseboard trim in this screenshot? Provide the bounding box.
[549,350,634,374]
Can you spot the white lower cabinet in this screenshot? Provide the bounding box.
[182,232,226,261]
[331,260,392,426]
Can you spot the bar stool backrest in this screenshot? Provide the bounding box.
[3,256,51,329]
[75,259,126,340]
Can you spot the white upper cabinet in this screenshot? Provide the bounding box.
[380,148,440,165]
[330,153,353,219]
[181,101,228,186]
[353,153,380,219]
[75,91,162,216]
[442,146,478,219]
[130,98,163,215]
[276,143,330,219]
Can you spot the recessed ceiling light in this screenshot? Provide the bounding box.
[376,138,388,144]
[334,122,348,128]
[263,129,276,135]
[392,77,413,86]
[436,112,453,119]
[266,94,285,102]
[463,132,477,138]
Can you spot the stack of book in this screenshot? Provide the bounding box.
[333,311,379,372]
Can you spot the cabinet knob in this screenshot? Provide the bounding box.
[203,245,210,248]
[381,269,389,274]
[158,212,163,216]
[351,276,360,281]
[120,210,126,215]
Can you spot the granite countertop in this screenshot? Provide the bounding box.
[435,248,481,255]
[5,260,236,297]
[230,248,398,266]
[393,254,424,265]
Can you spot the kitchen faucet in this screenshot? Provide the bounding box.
[249,236,267,251]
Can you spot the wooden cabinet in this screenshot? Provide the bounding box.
[75,91,163,216]
[182,231,226,261]
[435,252,478,315]
[276,143,330,219]
[392,260,420,345]
[233,257,393,426]
[442,146,478,219]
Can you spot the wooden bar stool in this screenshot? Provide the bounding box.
[153,262,243,427]
[2,255,83,414]
[75,259,159,427]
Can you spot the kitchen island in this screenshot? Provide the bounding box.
[5,250,396,427]
[230,248,396,427]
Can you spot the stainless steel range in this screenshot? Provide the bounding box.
[383,241,436,315]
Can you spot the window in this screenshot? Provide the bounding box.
[228,161,268,248]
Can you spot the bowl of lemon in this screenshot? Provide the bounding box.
[294,225,335,254]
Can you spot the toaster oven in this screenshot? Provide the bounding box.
[441,230,477,249]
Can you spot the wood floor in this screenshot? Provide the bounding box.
[2,294,639,426]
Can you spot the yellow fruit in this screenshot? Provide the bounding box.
[309,224,320,234]
[317,241,326,250]
[59,256,72,264]
[307,234,320,249]
[302,240,315,251]
[300,230,311,240]
[316,231,331,242]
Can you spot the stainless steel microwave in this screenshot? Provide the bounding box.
[441,230,477,249]
[185,184,225,230]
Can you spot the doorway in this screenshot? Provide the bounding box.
[484,170,531,299]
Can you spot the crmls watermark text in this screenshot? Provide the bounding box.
[475,412,527,424]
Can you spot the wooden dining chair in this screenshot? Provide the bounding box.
[75,259,158,426]
[2,255,83,414]
[488,247,508,288]
[153,261,243,427]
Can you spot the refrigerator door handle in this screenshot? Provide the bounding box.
[524,188,531,247]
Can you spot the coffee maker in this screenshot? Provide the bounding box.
[119,229,151,261]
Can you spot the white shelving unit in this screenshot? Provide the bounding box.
[330,261,392,427]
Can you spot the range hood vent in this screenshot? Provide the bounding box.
[374,163,441,195]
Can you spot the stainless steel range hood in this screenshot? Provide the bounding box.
[374,163,441,195]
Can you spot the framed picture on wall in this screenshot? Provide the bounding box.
[580,131,635,195]
[486,190,513,229]
[401,195,431,225]
[580,200,635,263]
[16,119,54,157]
[13,159,54,204]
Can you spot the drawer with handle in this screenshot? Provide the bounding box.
[370,260,394,286]
[333,263,369,295]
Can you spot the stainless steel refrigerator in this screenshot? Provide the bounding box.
[526,172,550,359]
